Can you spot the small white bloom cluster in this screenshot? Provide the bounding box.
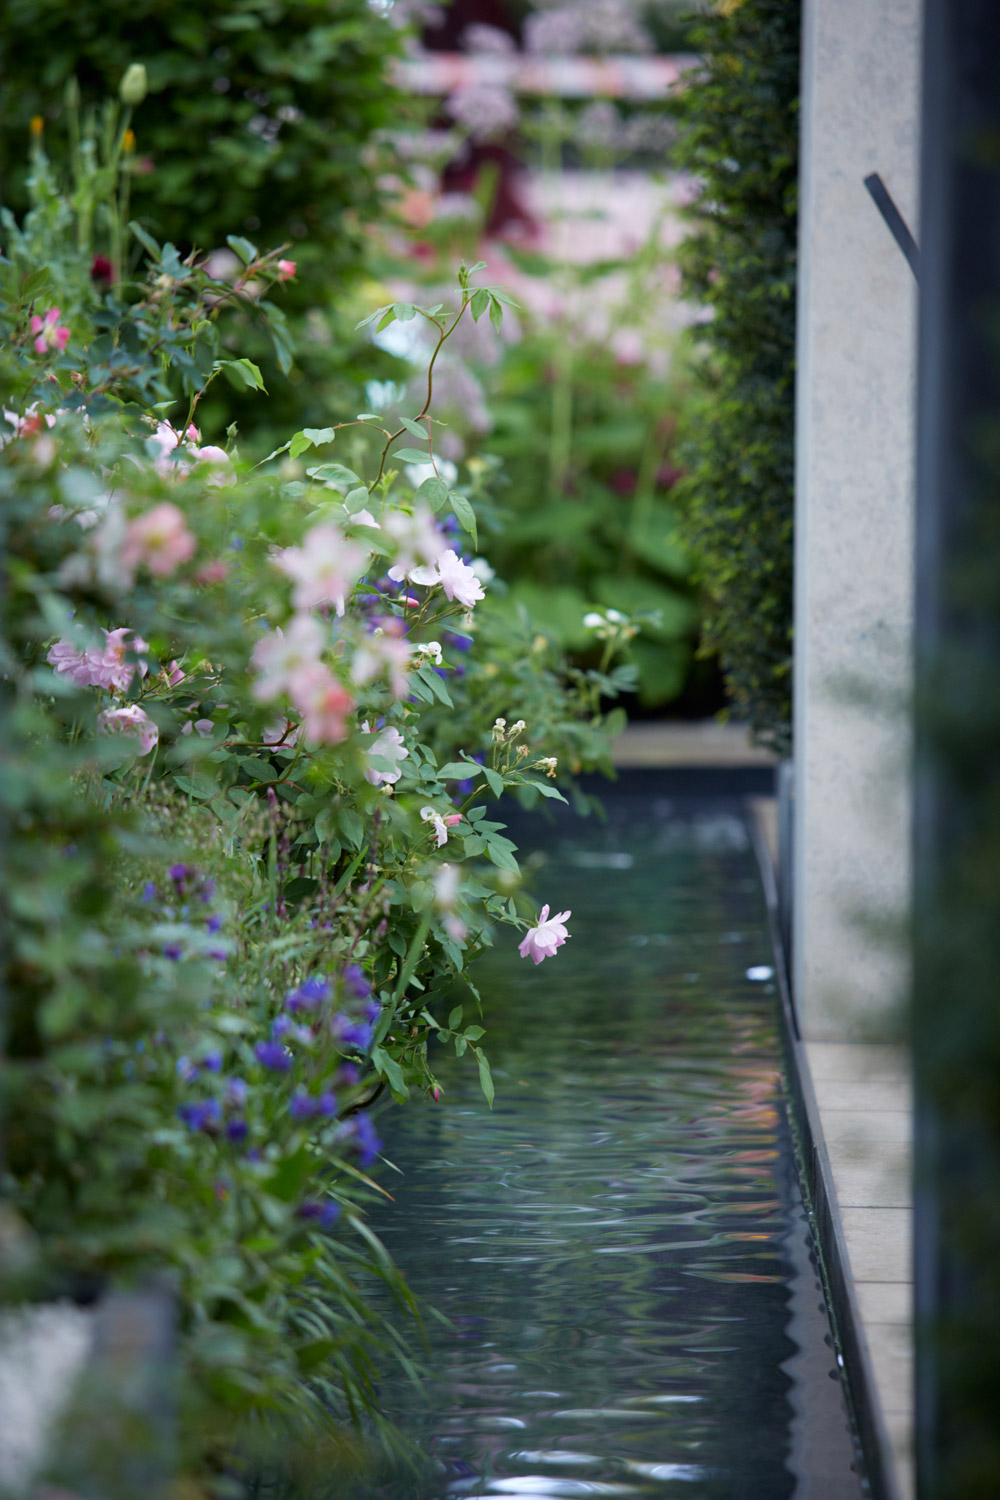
[583,607,638,643]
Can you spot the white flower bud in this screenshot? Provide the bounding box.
[119,63,148,106]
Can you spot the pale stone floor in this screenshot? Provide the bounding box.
[614,722,913,1500]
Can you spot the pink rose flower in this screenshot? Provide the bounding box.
[47,628,148,691]
[277,259,297,281]
[518,904,571,965]
[251,615,325,702]
[97,703,159,756]
[351,619,411,699]
[121,503,197,577]
[289,663,354,744]
[276,524,367,616]
[30,307,71,355]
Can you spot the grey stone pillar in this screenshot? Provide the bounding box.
[793,0,922,1039]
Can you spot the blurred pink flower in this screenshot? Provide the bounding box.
[383,505,448,579]
[30,307,70,355]
[289,663,354,744]
[121,503,197,577]
[518,904,571,965]
[276,524,367,615]
[251,615,325,701]
[351,620,411,698]
[98,703,159,756]
[277,259,297,281]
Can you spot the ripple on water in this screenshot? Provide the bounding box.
[352,801,862,1500]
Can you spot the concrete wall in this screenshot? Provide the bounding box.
[793,0,922,1040]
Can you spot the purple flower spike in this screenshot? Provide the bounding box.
[163,943,183,961]
[169,864,189,885]
[331,1014,373,1052]
[316,1090,338,1117]
[178,1097,222,1133]
[226,1117,248,1142]
[342,964,371,1001]
[199,879,216,903]
[206,913,223,934]
[206,947,228,962]
[225,1077,248,1108]
[141,881,157,903]
[271,1014,293,1039]
[289,1090,317,1120]
[176,1056,200,1083]
[319,1201,340,1228]
[352,1112,381,1168]
[202,1050,223,1074]
[254,1040,293,1072]
[337,1062,361,1087]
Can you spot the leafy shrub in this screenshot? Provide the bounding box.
[0,126,623,1489]
[668,0,800,750]
[0,0,418,449]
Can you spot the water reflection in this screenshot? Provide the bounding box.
[353,794,862,1500]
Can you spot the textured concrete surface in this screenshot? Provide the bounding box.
[805,1040,913,1500]
[793,0,922,1042]
[611,720,777,768]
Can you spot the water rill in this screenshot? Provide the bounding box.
[358,778,864,1499]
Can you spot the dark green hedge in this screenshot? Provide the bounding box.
[669,0,800,752]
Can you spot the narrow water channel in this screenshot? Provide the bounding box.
[360,782,864,1499]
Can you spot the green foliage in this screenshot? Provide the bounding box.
[0,0,402,271]
[668,0,800,750]
[481,325,700,708]
[0,138,623,1490]
[0,0,414,448]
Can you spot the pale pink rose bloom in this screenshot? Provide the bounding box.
[444,813,462,826]
[250,615,325,701]
[277,259,297,281]
[420,806,449,848]
[180,716,215,737]
[288,662,354,744]
[518,904,571,965]
[189,444,229,465]
[195,559,229,585]
[91,627,150,691]
[383,505,448,580]
[436,549,485,608]
[121,503,197,577]
[30,307,70,355]
[262,717,302,747]
[361,723,409,786]
[433,861,460,910]
[47,638,96,687]
[351,623,411,698]
[164,660,185,686]
[276,524,367,615]
[98,703,159,756]
[48,628,147,690]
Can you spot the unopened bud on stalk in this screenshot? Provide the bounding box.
[119,63,148,106]
[510,720,526,737]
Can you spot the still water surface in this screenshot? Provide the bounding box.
[364,790,863,1499]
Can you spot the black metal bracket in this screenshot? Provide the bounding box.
[863,172,921,281]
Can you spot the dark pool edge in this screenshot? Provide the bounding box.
[747,804,902,1500]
